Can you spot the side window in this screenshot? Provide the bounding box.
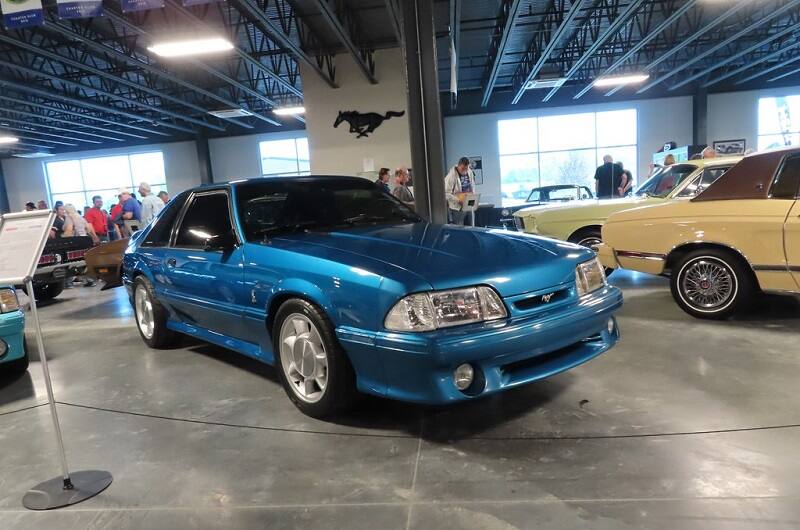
[141,193,188,247]
[175,193,234,248]
[771,156,800,199]
[527,190,540,202]
[676,167,730,197]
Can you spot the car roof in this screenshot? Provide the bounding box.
[190,175,372,193]
[694,149,798,202]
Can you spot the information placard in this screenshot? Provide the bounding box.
[0,210,54,285]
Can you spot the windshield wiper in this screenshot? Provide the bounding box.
[255,221,319,239]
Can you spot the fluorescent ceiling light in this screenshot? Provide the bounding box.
[147,37,234,58]
[14,152,54,159]
[208,109,253,119]
[593,74,649,87]
[0,136,19,144]
[273,106,305,116]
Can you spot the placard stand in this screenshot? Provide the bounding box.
[0,210,112,510]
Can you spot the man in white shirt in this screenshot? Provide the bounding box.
[444,157,476,225]
[139,182,165,225]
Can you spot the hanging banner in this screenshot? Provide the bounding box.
[182,0,223,6]
[120,0,164,13]
[56,0,102,19]
[0,0,44,28]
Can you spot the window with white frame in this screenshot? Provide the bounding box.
[498,109,637,203]
[259,137,310,176]
[45,151,167,210]
[758,95,800,151]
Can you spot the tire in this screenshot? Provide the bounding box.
[27,281,65,302]
[6,338,29,375]
[272,299,357,418]
[133,276,178,348]
[568,228,614,277]
[670,249,754,320]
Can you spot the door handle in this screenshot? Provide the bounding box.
[166,258,177,267]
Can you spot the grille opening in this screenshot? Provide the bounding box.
[501,338,590,375]
[514,288,569,311]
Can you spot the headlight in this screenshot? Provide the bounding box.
[385,286,507,332]
[500,208,510,217]
[575,257,607,297]
[0,288,20,313]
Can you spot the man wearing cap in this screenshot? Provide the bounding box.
[139,182,164,225]
[118,188,142,222]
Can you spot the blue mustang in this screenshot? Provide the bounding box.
[123,177,622,417]
[0,286,27,374]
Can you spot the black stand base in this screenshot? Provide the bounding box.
[23,470,113,510]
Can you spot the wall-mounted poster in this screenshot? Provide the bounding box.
[0,0,43,28]
[468,156,483,185]
[713,139,746,155]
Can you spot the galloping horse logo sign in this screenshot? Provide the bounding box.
[334,110,405,138]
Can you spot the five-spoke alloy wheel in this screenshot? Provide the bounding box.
[133,276,178,348]
[279,314,329,403]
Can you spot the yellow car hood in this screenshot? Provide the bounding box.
[513,196,658,222]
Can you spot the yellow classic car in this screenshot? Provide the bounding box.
[598,147,800,319]
[513,158,740,250]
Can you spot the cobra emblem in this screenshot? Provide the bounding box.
[541,292,554,303]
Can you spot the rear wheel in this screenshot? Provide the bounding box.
[133,276,178,348]
[273,299,357,418]
[25,281,65,303]
[670,249,754,319]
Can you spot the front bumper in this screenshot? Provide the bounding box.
[337,286,623,404]
[0,311,26,364]
[34,261,87,283]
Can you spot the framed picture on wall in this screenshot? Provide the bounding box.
[468,156,484,185]
[713,139,746,155]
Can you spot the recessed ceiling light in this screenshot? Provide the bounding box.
[273,106,305,116]
[0,136,19,144]
[147,37,234,58]
[593,74,649,87]
[208,109,254,119]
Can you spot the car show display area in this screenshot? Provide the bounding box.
[0,273,798,528]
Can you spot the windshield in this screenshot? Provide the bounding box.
[235,179,422,241]
[634,164,698,198]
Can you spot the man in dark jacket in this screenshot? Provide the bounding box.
[594,155,623,199]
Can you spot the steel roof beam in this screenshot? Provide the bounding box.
[736,52,800,84]
[572,0,698,100]
[384,0,402,44]
[0,132,79,147]
[449,0,461,107]
[543,0,648,102]
[0,79,172,137]
[480,0,524,107]
[604,1,749,97]
[669,14,800,90]
[311,0,376,84]
[707,41,800,87]
[0,96,140,140]
[0,119,102,144]
[511,0,587,105]
[636,0,800,94]
[234,0,338,88]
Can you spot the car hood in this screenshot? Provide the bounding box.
[272,223,593,297]
[514,196,656,220]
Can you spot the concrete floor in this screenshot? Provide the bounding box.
[1,271,799,529]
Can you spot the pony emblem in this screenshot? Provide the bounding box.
[541,292,554,303]
[334,110,405,138]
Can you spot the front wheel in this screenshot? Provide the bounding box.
[670,249,754,319]
[133,276,178,348]
[273,299,357,418]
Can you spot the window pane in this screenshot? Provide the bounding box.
[130,152,166,185]
[772,156,800,199]
[596,109,637,147]
[538,113,595,151]
[498,118,537,155]
[175,194,233,248]
[81,156,132,191]
[500,154,539,200]
[758,133,800,151]
[758,96,800,135]
[52,192,90,210]
[260,139,300,175]
[296,138,310,172]
[597,145,638,182]
[46,160,83,194]
[540,149,596,188]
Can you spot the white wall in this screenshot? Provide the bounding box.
[209,129,307,182]
[1,141,200,212]
[301,48,412,175]
[443,96,693,205]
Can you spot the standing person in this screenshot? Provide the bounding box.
[49,204,67,239]
[36,200,48,210]
[702,146,717,159]
[444,157,476,225]
[663,154,676,166]
[63,204,99,244]
[118,188,142,222]
[25,202,36,211]
[375,168,391,193]
[391,167,414,208]
[620,169,634,196]
[157,191,170,204]
[594,155,623,199]
[85,195,113,242]
[139,182,164,225]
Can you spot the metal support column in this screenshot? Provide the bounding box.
[196,136,214,185]
[400,0,447,224]
[693,90,708,147]
[0,160,10,214]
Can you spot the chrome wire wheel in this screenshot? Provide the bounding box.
[679,257,737,311]
[134,284,155,339]
[577,235,603,251]
[279,314,329,403]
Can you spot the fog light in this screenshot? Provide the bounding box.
[607,318,615,334]
[454,363,474,390]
